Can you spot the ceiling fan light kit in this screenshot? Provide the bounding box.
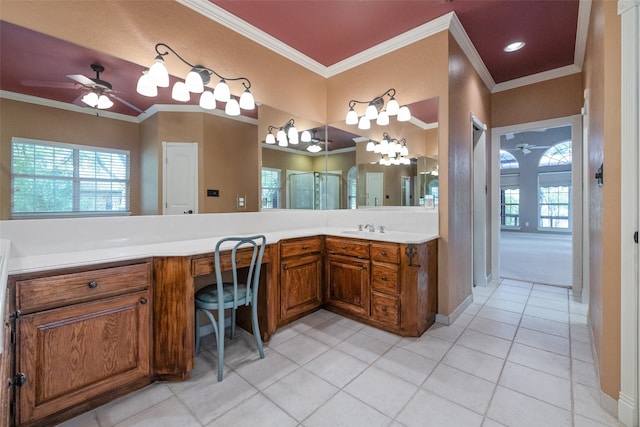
[137,43,255,115]
[345,88,411,130]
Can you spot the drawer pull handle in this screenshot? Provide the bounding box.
[381,306,387,313]
[341,245,347,249]
[381,251,387,256]
[88,281,98,289]
[283,265,289,270]
[140,297,148,305]
[302,245,308,250]
[381,276,387,281]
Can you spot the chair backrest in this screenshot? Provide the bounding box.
[214,235,266,308]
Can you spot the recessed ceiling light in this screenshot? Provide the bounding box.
[504,41,526,52]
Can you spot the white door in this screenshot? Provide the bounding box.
[366,172,384,206]
[473,121,488,287]
[163,142,198,215]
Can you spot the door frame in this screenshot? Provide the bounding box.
[162,142,199,215]
[472,114,488,287]
[490,115,584,295]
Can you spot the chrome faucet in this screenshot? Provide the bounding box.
[365,223,375,232]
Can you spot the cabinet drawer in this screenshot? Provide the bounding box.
[16,263,150,313]
[371,263,399,295]
[371,292,400,326]
[281,236,322,258]
[371,243,400,264]
[325,237,369,259]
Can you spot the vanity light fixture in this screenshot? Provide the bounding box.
[137,43,255,116]
[366,132,410,166]
[345,88,411,130]
[264,119,309,147]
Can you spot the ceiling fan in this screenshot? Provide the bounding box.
[305,129,332,153]
[509,142,549,155]
[21,63,143,113]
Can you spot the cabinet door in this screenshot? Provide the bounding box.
[325,254,370,316]
[280,254,323,322]
[16,290,151,425]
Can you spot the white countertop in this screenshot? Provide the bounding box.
[7,227,438,275]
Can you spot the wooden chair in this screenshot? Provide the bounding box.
[194,235,266,381]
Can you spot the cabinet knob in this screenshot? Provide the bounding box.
[302,245,308,250]
[140,297,148,305]
[341,245,347,249]
[88,281,98,289]
[283,265,289,270]
[381,251,387,256]
[381,276,387,281]
[381,306,387,313]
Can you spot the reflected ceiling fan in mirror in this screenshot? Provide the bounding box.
[509,143,550,155]
[305,129,332,153]
[21,63,143,113]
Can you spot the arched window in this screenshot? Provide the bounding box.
[539,141,572,166]
[500,150,519,169]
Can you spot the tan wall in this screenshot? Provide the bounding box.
[326,152,357,209]
[140,114,160,215]
[491,74,583,128]
[582,0,621,400]
[0,99,141,219]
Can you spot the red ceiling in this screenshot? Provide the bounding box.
[210,0,579,83]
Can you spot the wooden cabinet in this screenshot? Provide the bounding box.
[325,237,370,317]
[279,237,323,323]
[10,260,152,427]
[324,236,438,337]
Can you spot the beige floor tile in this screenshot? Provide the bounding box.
[56,410,100,427]
[96,383,173,427]
[572,359,599,388]
[233,349,298,390]
[571,324,592,343]
[482,418,508,427]
[304,348,369,388]
[457,329,512,359]
[520,315,569,338]
[507,342,570,379]
[574,414,624,427]
[263,367,338,421]
[515,327,570,356]
[425,323,465,342]
[527,295,569,312]
[303,391,391,427]
[533,283,569,294]
[398,334,454,362]
[485,297,526,313]
[373,347,437,385]
[442,345,505,383]
[344,366,417,417]
[264,325,300,348]
[303,320,357,346]
[477,306,522,325]
[113,396,201,427]
[529,289,569,302]
[490,289,530,303]
[465,302,484,315]
[487,386,571,427]
[360,325,403,345]
[499,361,571,409]
[272,333,330,365]
[523,304,570,323]
[572,339,595,363]
[452,312,475,328]
[423,363,495,414]
[467,317,518,340]
[335,330,393,363]
[396,389,483,427]
[206,393,296,427]
[501,279,534,289]
[573,383,622,426]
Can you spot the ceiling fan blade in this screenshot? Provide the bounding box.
[109,94,144,113]
[67,74,96,86]
[20,79,77,89]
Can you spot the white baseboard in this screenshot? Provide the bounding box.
[618,391,636,426]
[435,293,473,325]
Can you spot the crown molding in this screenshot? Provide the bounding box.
[144,104,258,125]
[176,0,327,75]
[618,0,640,15]
[0,90,139,123]
[448,13,496,92]
[324,13,454,77]
[492,64,581,93]
[574,0,592,69]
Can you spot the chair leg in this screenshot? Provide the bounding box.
[217,309,225,381]
[230,308,237,339]
[195,308,201,355]
[251,303,265,359]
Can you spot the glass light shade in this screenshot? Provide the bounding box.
[225,98,240,116]
[388,141,397,153]
[171,82,190,102]
[81,91,99,107]
[185,70,204,93]
[265,133,276,144]
[365,103,378,120]
[358,116,371,130]
[300,130,312,142]
[213,80,231,102]
[345,109,358,125]
[376,111,389,126]
[388,150,396,158]
[386,97,400,115]
[432,167,439,176]
[397,105,411,121]
[379,138,389,153]
[373,144,382,154]
[199,91,216,109]
[96,94,113,109]
[402,157,411,165]
[366,141,375,152]
[307,144,322,153]
[401,145,409,156]
[136,72,157,97]
[276,129,286,146]
[287,126,298,144]
[149,58,169,87]
[239,89,255,110]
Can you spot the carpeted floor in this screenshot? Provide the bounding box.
[500,232,572,287]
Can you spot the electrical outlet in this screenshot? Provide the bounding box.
[236,194,246,209]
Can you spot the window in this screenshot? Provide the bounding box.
[539,141,572,166]
[11,138,129,217]
[539,185,570,229]
[347,166,356,209]
[500,150,519,169]
[501,188,520,227]
[261,167,281,209]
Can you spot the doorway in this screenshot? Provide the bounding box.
[472,117,488,287]
[491,115,584,296]
[163,142,198,215]
[366,172,384,206]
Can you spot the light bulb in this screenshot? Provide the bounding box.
[213,79,231,102]
[358,116,370,130]
[301,130,312,142]
[265,133,276,144]
[81,92,98,107]
[171,82,190,102]
[136,72,157,97]
[287,125,298,144]
[239,89,255,110]
[345,108,358,125]
[365,103,378,120]
[149,57,169,87]
[96,94,113,109]
[225,98,240,116]
[397,105,411,121]
[376,111,389,126]
[185,69,204,93]
[386,97,400,115]
[307,144,322,153]
[199,91,216,109]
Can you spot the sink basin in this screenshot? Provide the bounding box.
[341,230,369,235]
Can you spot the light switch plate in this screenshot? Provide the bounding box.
[236,193,246,209]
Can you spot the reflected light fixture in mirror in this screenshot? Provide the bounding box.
[345,88,411,130]
[137,43,255,116]
[264,119,311,147]
[367,132,411,166]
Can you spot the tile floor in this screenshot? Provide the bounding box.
[58,279,622,427]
